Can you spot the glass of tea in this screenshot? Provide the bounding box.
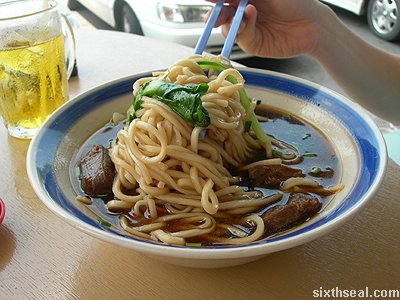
[0,0,76,139]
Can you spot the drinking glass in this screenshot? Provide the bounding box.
[0,0,76,139]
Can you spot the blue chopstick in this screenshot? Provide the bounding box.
[194,0,224,55]
[221,0,248,58]
[194,0,248,58]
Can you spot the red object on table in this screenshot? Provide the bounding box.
[0,198,5,225]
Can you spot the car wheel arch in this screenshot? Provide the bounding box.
[114,0,143,35]
[67,0,82,10]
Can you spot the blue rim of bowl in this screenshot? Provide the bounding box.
[27,68,387,255]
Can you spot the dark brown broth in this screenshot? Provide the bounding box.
[71,106,340,244]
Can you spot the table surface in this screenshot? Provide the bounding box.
[0,29,399,300]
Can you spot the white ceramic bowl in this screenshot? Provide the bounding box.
[27,68,387,268]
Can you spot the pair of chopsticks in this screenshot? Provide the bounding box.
[194,0,248,58]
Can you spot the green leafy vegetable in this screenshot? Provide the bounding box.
[244,121,252,133]
[129,79,210,127]
[197,61,227,72]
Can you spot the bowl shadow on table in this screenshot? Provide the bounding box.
[71,162,400,299]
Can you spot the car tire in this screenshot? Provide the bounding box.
[67,0,82,10]
[367,0,400,41]
[118,4,143,35]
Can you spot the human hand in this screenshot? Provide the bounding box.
[205,0,332,58]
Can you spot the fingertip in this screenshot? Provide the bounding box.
[245,4,257,26]
[237,4,257,34]
[221,23,230,38]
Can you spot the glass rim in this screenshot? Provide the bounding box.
[0,0,58,21]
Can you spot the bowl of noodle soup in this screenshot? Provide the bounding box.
[27,55,386,268]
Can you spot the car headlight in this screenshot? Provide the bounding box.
[157,3,212,23]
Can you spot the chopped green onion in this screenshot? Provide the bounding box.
[303,152,318,157]
[97,219,112,227]
[185,242,202,247]
[272,149,283,158]
[302,133,311,140]
[311,167,322,174]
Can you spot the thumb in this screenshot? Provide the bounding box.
[236,5,258,42]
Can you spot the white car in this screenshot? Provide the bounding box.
[322,0,400,41]
[67,0,249,59]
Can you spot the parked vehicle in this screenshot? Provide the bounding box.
[321,0,400,41]
[67,0,249,59]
